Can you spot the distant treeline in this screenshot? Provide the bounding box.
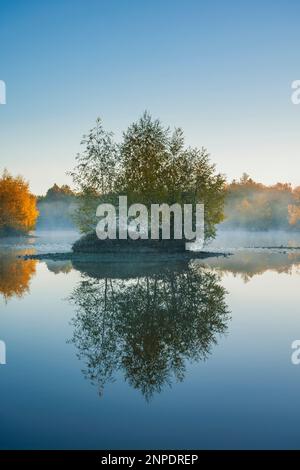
[37,184,78,230]
[37,174,300,232]
[222,173,300,231]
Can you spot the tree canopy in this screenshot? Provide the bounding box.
[70,112,226,240]
[43,183,75,201]
[0,170,39,236]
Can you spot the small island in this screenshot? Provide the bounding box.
[3,113,300,262]
[65,112,225,257]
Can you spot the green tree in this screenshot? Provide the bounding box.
[69,118,118,232]
[119,112,226,239]
[44,183,74,201]
[70,113,226,240]
[70,117,118,195]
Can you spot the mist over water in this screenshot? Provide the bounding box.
[208,229,300,251]
[0,230,78,254]
[36,200,77,231]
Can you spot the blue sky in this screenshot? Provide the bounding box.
[1,0,300,194]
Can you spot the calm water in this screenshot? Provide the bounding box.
[1,230,300,449]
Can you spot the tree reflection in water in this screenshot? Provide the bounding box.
[68,261,230,400]
[0,251,37,301]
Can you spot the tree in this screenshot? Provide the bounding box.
[119,112,226,240]
[118,112,171,204]
[223,175,300,231]
[70,113,226,240]
[69,118,118,232]
[44,183,74,201]
[0,170,39,235]
[69,117,118,195]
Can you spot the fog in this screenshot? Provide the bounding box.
[35,200,300,252]
[207,228,300,251]
[36,200,77,230]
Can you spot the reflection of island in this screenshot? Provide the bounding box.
[68,261,230,400]
[0,251,37,301]
[41,247,300,283]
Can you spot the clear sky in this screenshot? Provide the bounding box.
[1,0,300,194]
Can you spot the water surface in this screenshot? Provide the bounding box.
[1,230,300,449]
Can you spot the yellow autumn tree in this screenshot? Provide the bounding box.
[0,170,39,235]
[288,204,300,225]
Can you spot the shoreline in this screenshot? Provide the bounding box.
[19,250,231,263]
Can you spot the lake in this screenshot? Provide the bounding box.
[1,230,300,449]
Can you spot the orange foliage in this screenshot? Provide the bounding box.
[224,174,300,230]
[0,170,39,234]
[288,205,300,225]
[0,254,37,301]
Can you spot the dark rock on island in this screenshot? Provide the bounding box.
[72,231,188,254]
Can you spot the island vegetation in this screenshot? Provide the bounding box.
[69,112,226,252]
